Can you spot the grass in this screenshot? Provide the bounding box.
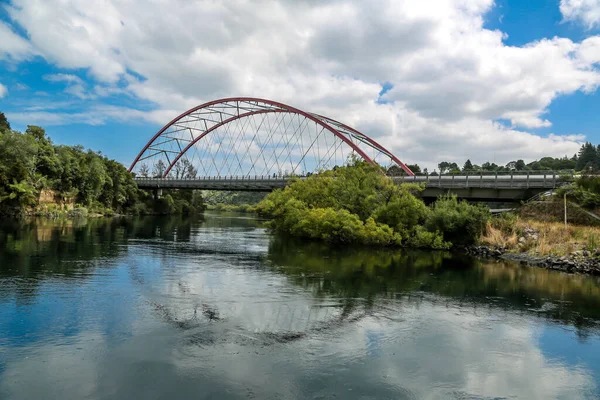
[481,215,600,257]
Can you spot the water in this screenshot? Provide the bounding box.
[1,213,600,399]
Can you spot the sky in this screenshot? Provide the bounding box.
[0,0,600,171]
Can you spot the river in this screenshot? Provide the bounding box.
[1,213,600,399]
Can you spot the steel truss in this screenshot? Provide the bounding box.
[129,97,414,178]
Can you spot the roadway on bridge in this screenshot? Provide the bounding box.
[134,172,567,201]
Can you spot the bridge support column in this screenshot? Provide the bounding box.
[153,189,163,200]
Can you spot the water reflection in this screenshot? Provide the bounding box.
[268,237,600,335]
[1,214,600,399]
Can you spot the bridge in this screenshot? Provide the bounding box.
[130,97,568,201]
[134,172,567,201]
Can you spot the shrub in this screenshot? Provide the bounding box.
[257,161,470,248]
[425,195,490,245]
[406,226,451,250]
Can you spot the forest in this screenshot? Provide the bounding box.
[0,112,204,216]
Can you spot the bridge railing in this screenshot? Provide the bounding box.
[396,171,571,189]
[133,171,572,190]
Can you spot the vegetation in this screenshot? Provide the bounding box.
[256,160,490,248]
[558,174,600,210]
[202,190,265,213]
[482,214,600,257]
[390,141,600,176]
[0,121,138,216]
[0,113,205,217]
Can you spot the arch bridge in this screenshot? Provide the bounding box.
[129,97,413,179]
[130,97,566,201]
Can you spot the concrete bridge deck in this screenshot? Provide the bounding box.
[135,172,569,201]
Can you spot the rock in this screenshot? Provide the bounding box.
[519,237,526,244]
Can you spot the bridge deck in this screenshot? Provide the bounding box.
[134,173,568,201]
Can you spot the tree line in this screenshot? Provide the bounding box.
[0,112,204,216]
[392,142,600,175]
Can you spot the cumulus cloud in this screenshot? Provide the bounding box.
[4,0,600,167]
[0,83,7,98]
[561,0,600,29]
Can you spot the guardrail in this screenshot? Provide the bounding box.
[395,172,566,189]
[133,171,570,190]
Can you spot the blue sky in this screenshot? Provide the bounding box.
[0,0,599,169]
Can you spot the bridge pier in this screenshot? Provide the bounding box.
[153,189,163,200]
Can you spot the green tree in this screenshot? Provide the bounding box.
[576,142,597,171]
[515,159,526,171]
[406,164,421,174]
[0,112,10,133]
[425,195,490,246]
[438,161,450,174]
[463,159,474,171]
[257,160,456,249]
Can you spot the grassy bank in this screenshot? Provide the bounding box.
[481,215,600,257]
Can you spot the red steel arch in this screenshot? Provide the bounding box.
[130,97,414,177]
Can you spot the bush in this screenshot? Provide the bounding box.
[153,194,175,215]
[425,195,490,246]
[406,226,450,250]
[257,160,465,249]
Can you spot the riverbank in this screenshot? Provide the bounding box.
[466,217,600,275]
[466,245,600,275]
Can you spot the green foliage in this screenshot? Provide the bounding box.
[560,175,600,210]
[0,114,209,217]
[257,160,482,248]
[576,142,598,171]
[0,115,142,216]
[202,190,266,206]
[154,194,176,215]
[0,112,10,133]
[425,195,491,246]
[405,226,450,249]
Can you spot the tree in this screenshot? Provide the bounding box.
[481,162,499,171]
[576,142,597,171]
[406,164,421,174]
[506,161,517,171]
[438,161,451,174]
[182,159,197,178]
[173,161,185,179]
[463,159,473,171]
[153,160,166,177]
[386,165,403,176]
[139,163,149,177]
[0,112,10,133]
[515,159,526,171]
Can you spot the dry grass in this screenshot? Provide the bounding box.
[481,216,600,257]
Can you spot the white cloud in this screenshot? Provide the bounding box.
[0,21,34,61]
[4,0,600,167]
[0,83,7,98]
[561,0,600,29]
[43,73,90,99]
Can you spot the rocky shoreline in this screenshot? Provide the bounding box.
[464,245,600,276]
